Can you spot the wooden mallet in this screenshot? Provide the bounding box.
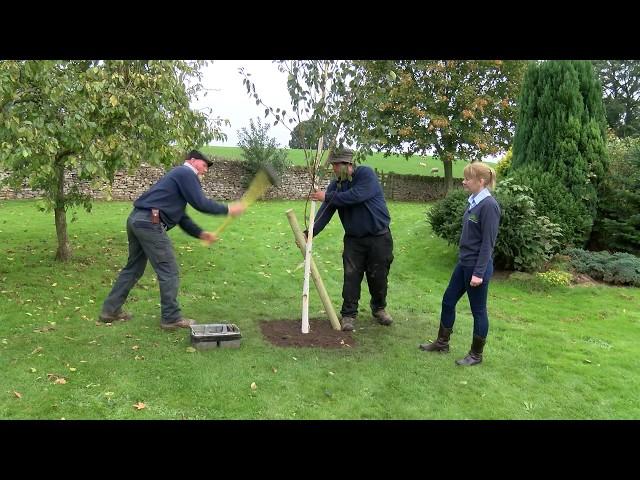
[212,165,280,237]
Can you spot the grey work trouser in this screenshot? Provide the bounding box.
[101,208,181,324]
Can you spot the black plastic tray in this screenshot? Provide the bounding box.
[190,324,242,343]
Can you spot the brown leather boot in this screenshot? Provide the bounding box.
[372,309,393,326]
[455,335,486,366]
[419,324,452,352]
[160,318,196,330]
[340,316,356,332]
[99,310,133,323]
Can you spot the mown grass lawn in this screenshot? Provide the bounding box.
[1,199,638,419]
[202,145,468,178]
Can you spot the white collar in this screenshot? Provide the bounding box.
[183,162,198,175]
[468,188,491,209]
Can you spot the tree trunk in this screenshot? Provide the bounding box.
[443,158,454,193]
[54,207,71,261]
[53,159,71,262]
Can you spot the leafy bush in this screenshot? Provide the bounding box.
[590,136,640,255]
[427,188,469,243]
[492,179,563,271]
[495,148,512,178]
[507,165,592,247]
[567,248,640,286]
[237,118,290,184]
[536,270,573,287]
[427,179,562,272]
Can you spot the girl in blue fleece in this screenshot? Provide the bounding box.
[419,162,500,366]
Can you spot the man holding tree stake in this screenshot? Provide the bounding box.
[307,149,394,332]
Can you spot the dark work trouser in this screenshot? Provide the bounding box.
[101,208,181,324]
[341,231,394,318]
[440,262,493,338]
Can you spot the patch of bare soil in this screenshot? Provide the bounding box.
[260,318,355,349]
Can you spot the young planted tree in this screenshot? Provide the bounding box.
[240,60,360,332]
[348,60,527,191]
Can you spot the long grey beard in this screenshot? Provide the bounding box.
[335,164,351,183]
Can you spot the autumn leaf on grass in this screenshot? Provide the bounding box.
[133,402,146,410]
[13,391,22,399]
[47,373,67,384]
[250,382,257,391]
[186,347,197,353]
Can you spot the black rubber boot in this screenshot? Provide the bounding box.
[455,335,486,366]
[419,324,452,352]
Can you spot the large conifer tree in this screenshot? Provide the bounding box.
[512,61,608,212]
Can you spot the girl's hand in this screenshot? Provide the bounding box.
[470,275,483,287]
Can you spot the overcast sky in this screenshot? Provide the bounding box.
[191,60,501,161]
[190,60,293,147]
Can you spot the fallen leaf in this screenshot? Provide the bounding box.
[291,356,297,361]
[272,367,278,373]
[54,378,67,385]
[328,371,335,376]
[460,381,468,385]
[250,382,257,391]
[186,347,197,353]
[132,345,139,351]
[29,368,36,373]
[51,283,57,287]
[133,402,146,410]
[13,391,22,399]
[69,367,77,372]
